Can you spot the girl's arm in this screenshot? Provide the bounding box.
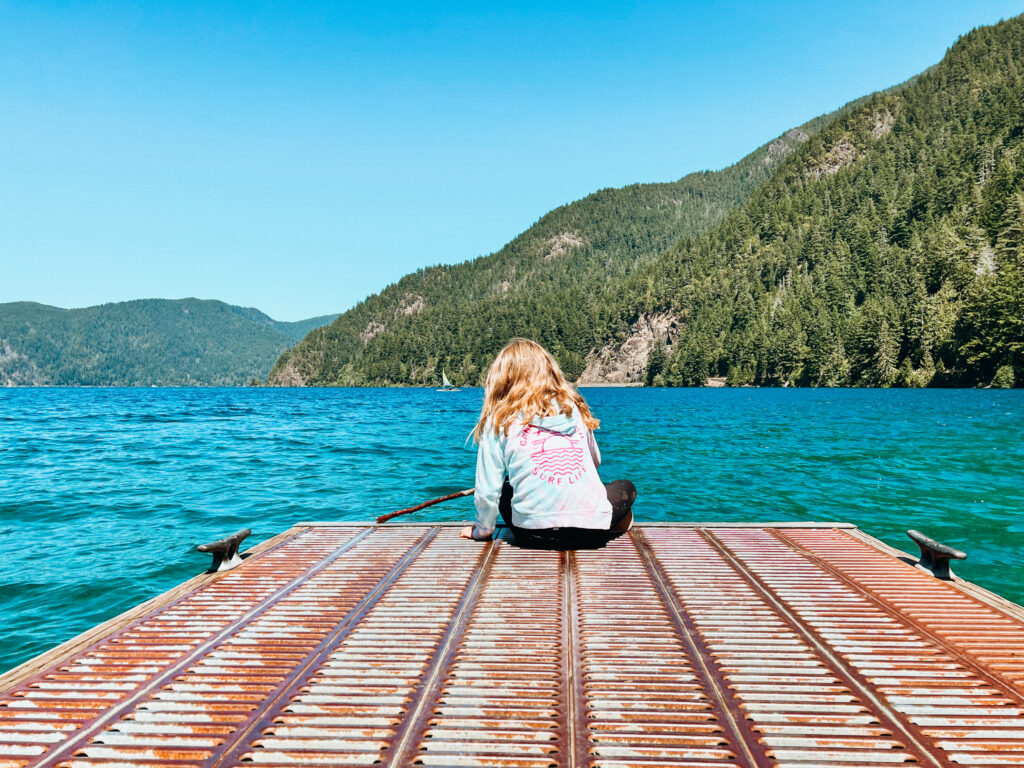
[470,430,505,540]
[587,426,602,467]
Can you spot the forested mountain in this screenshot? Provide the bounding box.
[0,299,337,386]
[272,14,1023,389]
[268,98,872,386]
[636,14,1024,388]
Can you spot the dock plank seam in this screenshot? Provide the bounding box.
[630,529,769,768]
[381,536,501,768]
[845,527,1024,623]
[561,550,588,768]
[774,528,1024,700]
[23,526,379,768]
[702,527,966,768]
[203,526,442,768]
[0,526,309,694]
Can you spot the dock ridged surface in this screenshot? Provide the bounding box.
[2,523,1023,768]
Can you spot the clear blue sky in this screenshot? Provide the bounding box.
[2,1,1022,320]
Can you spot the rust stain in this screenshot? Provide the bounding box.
[780,528,1024,694]
[2,523,1023,768]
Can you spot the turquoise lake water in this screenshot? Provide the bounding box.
[1,387,1022,673]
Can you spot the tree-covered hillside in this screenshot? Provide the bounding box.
[636,14,1024,388]
[273,13,1024,389]
[268,99,870,386]
[0,299,337,386]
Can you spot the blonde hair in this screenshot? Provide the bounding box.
[473,339,599,441]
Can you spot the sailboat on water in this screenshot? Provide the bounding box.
[436,370,460,392]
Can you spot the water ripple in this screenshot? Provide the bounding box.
[0,386,1021,674]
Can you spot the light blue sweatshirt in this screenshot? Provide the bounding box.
[473,410,612,539]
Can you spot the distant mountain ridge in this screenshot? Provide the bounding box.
[0,299,338,386]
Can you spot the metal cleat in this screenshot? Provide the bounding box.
[907,529,966,580]
[197,528,251,572]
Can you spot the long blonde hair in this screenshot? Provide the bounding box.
[473,339,598,441]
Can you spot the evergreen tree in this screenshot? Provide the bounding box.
[995,192,1024,268]
[645,343,667,386]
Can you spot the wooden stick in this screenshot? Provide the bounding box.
[376,488,475,524]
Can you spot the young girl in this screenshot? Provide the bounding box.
[459,339,636,543]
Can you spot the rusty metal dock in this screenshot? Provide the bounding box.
[2,522,1023,767]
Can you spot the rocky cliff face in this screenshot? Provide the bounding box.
[578,311,679,384]
[0,341,44,386]
[267,359,307,387]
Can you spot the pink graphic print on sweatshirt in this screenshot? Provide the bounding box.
[524,425,587,482]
